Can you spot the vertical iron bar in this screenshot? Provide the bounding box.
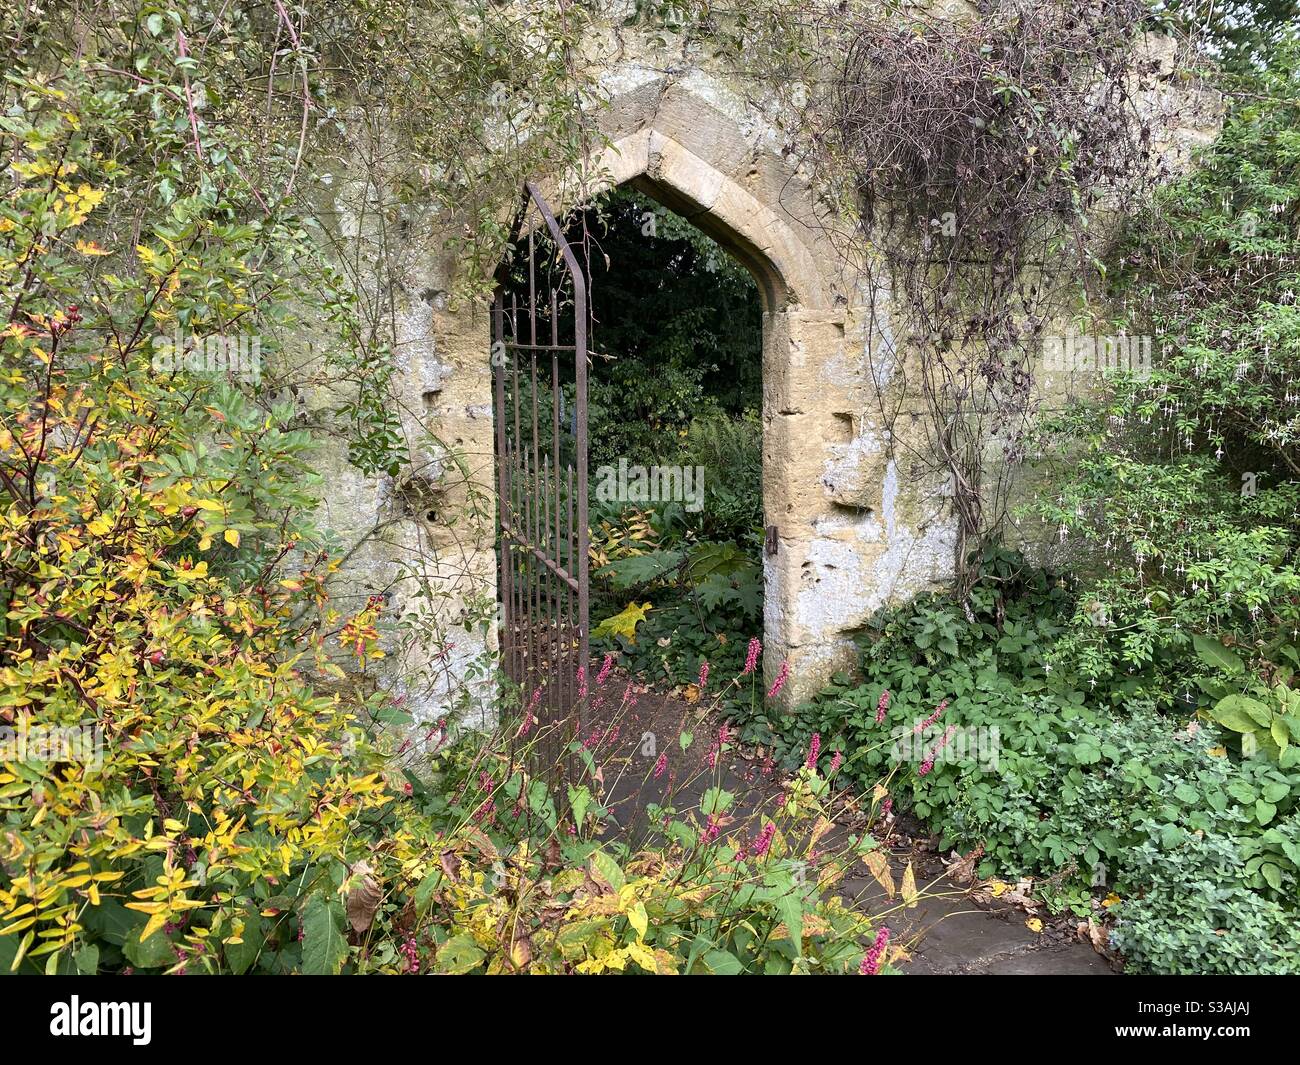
[492,291,512,690]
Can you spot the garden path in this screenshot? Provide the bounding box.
[587,675,1114,975]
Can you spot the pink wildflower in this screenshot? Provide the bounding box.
[597,653,615,685]
[698,659,710,691]
[805,731,821,771]
[859,926,890,975]
[875,689,891,725]
[918,724,957,777]
[701,815,721,844]
[767,659,790,699]
[911,699,949,735]
[742,637,762,675]
[576,666,588,700]
[829,750,844,775]
[752,822,776,857]
[653,752,668,779]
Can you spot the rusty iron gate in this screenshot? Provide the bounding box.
[493,182,589,764]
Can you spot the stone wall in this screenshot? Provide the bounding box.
[311,10,1220,725]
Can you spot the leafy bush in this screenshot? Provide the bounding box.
[387,707,894,976]
[739,551,1300,969]
[0,31,406,974]
[1030,30,1300,689]
[1110,824,1300,975]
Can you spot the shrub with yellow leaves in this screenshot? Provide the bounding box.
[0,10,900,978]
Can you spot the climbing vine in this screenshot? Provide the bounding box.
[824,0,1183,597]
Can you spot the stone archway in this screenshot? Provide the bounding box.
[419,74,958,714]
[520,115,869,704]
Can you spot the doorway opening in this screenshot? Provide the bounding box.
[495,183,765,713]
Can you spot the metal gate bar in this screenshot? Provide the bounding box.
[493,182,589,770]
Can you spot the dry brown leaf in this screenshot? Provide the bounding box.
[345,860,382,934]
[946,842,985,885]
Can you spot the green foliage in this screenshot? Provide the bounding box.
[740,552,1300,971]
[341,721,894,976]
[1110,823,1300,975]
[1030,29,1300,688]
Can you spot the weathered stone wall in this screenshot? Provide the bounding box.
[311,10,1220,724]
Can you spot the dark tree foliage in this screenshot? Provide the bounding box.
[572,188,763,466]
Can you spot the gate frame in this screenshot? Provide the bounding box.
[492,181,590,750]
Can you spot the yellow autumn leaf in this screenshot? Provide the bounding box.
[223,528,240,547]
[900,861,918,908]
[627,901,648,941]
[1026,917,1044,933]
[139,912,169,943]
[591,601,652,644]
[860,848,894,898]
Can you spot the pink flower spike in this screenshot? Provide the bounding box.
[752,822,776,857]
[829,750,844,775]
[767,659,790,699]
[597,652,615,685]
[875,689,891,725]
[919,724,957,777]
[697,659,710,691]
[805,731,821,771]
[859,926,890,975]
[911,698,949,735]
[653,752,668,779]
[576,666,588,700]
[742,637,762,676]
